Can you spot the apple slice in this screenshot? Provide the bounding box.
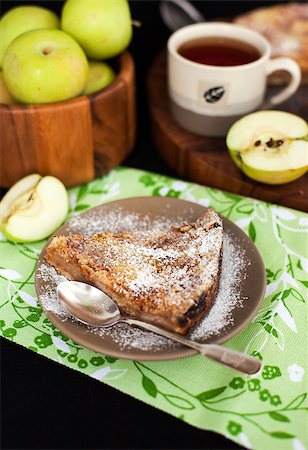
[84,61,115,95]
[0,174,69,243]
[227,110,308,184]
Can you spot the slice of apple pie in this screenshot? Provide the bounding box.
[45,208,223,334]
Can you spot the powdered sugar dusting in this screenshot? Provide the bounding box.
[190,233,247,340]
[90,322,180,351]
[36,208,248,351]
[66,210,180,235]
[36,264,69,317]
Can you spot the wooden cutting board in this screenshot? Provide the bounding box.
[147,51,308,212]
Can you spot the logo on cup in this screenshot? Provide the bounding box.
[203,86,225,103]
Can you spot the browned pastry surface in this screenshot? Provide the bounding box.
[45,209,223,334]
[235,3,308,84]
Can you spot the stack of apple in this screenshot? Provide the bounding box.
[0,0,132,105]
[0,0,133,244]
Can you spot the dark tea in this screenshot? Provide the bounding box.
[178,37,261,67]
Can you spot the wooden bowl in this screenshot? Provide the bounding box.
[0,51,136,188]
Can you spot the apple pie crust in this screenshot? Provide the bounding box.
[45,209,223,334]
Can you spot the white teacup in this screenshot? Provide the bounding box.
[168,22,301,137]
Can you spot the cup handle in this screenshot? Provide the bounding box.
[265,57,301,106]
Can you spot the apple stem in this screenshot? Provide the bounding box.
[42,47,53,55]
[132,19,142,28]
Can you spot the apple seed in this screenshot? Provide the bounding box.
[266,138,284,149]
[266,138,274,147]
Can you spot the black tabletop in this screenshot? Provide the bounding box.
[1,2,285,449]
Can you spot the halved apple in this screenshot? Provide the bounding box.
[227,111,308,184]
[0,174,69,242]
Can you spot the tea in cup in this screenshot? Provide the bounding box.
[168,23,301,137]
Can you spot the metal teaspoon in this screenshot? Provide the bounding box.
[57,280,261,375]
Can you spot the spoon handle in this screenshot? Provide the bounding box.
[160,0,205,32]
[123,318,261,375]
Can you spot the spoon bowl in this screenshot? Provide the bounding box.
[57,280,120,326]
[57,280,261,375]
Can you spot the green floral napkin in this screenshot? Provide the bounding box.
[1,167,307,450]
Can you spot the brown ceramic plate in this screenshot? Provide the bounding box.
[35,197,266,361]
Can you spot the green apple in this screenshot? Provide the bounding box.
[0,174,69,243]
[3,29,88,104]
[84,61,116,95]
[0,5,59,68]
[61,0,132,59]
[0,70,14,104]
[227,111,308,184]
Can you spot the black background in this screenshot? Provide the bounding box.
[0,1,293,449]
